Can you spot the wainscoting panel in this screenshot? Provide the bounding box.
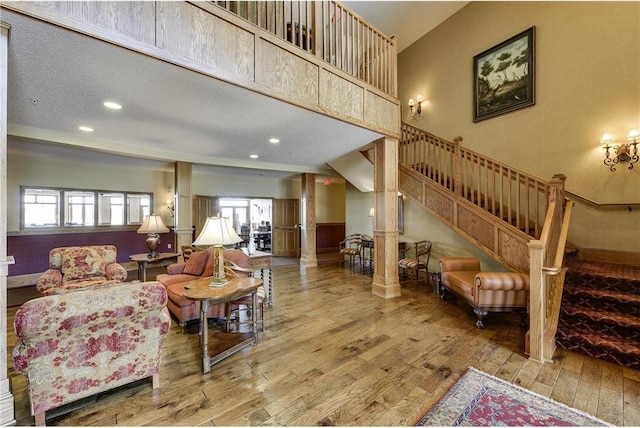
[316,223,345,253]
[7,229,174,277]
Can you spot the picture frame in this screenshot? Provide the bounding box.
[473,26,535,122]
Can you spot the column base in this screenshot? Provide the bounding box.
[300,256,318,268]
[371,275,401,299]
[0,379,15,426]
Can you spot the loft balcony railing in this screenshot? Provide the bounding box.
[212,1,398,96]
[399,123,552,240]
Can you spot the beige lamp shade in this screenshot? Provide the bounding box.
[137,214,169,234]
[193,216,242,246]
[193,216,243,286]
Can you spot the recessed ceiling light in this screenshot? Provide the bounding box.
[78,126,94,132]
[269,138,280,144]
[250,154,259,159]
[103,101,122,110]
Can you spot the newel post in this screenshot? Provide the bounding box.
[528,239,545,362]
[453,136,463,197]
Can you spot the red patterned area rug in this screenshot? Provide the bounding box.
[416,367,610,426]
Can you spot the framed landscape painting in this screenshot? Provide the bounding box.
[473,26,535,122]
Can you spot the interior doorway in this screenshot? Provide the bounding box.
[219,197,272,251]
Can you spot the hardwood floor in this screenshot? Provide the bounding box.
[7,263,640,426]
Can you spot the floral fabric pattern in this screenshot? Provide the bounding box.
[12,281,170,419]
[36,246,128,296]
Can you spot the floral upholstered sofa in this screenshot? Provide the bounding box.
[36,245,128,296]
[12,281,171,425]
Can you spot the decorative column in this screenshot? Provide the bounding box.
[300,173,317,267]
[174,162,193,253]
[0,23,16,426]
[371,137,401,299]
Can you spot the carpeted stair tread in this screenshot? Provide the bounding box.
[556,324,640,370]
[557,260,640,370]
[562,285,640,316]
[565,259,640,282]
[560,304,640,331]
[564,284,640,302]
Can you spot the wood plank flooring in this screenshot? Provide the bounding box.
[6,262,640,426]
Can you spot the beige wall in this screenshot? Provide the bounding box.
[398,1,640,253]
[7,152,167,231]
[8,150,344,232]
[315,181,346,223]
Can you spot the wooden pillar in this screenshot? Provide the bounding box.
[371,137,401,299]
[0,23,16,425]
[174,162,193,252]
[300,173,317,267]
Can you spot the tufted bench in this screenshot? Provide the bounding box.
[438,257,529,329]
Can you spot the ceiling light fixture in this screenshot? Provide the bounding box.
[78,126,94,132]
[269,138,280,144]
[103,101,122,110]
[250,154,259,159]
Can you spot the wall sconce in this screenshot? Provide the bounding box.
[408,95,423,118]
[601,129,639,171]
[166,186,175,217]
[167,198,175,217]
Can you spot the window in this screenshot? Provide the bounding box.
[23,188,60,227]
[65,191,95,226]
[21,186,153,229]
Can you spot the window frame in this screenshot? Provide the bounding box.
[20,186,154,230]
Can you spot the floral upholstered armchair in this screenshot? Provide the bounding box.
[36,245,128,296]
[12,281,171,426]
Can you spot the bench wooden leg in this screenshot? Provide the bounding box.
[35,412,45,426]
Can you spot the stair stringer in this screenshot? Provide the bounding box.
[399,164,531,274]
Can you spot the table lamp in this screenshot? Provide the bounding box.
[193,216,243,286]
[137,214,170,258]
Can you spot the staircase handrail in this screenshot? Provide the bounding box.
[541,200,573,275]
[210,0,397,97]
[399,123,552,240]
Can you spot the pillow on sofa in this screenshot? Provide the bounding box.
[183,250,209,276]
[60,247,106,282]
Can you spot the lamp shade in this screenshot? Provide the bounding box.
[137,214,169,234]
[193,216,242,246]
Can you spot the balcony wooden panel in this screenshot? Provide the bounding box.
[364,91,400,135]
[2,1,400,137]
[319,70,364,122]
[258,39,318,105]
[33,0,156,44]
[156,1,254,81]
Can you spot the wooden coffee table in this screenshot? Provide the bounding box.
[183,276,263,373]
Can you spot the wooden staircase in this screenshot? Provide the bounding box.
[394,123,572,363]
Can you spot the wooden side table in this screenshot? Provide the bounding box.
[129,252,180,282]
[184,276,263,374]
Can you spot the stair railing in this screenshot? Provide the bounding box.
[399,123,551,240]
[528,176,572,362]
[211,0,397,96]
